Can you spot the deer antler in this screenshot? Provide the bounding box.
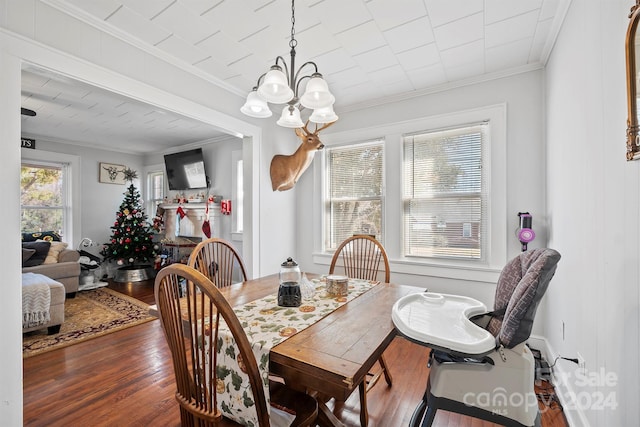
[300,119,335,136]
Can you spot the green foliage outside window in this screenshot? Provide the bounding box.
[20,165,64,233]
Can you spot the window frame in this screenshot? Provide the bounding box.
[146,168,165,220]
[323,139,386,251]
[20,149,80,245]
[312,104,507,282]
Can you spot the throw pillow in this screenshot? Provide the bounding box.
[22,248,36,265]
[39,240,69,264]
[21,231,62,242]
[22,241,51,267]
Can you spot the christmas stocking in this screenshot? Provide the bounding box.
[176,206,186,235]
[202,201,211,238]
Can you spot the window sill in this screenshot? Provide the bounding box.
[231,232,243,242]
[312,253,502,283]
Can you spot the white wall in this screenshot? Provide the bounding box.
[296,70,547,307]
[544,0,638,425]
[0,2,296,423]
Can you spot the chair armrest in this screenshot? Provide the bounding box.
[59,249,80,263]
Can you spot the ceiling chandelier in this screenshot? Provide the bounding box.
[240,0,338,128]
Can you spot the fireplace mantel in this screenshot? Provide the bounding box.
[160,202,220,240]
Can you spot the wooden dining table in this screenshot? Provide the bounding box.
[215,273,423,427]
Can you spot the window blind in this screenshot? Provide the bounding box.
[403,123,487,259]
[326,141,384,250]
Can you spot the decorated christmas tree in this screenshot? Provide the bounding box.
[101,168,157,267]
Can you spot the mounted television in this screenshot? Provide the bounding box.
[164,148,209,191]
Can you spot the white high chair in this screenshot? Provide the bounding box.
[393,248,561,427]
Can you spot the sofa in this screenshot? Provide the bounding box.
[21,231,81,297]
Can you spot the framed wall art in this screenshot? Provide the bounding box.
[99,162,126,184]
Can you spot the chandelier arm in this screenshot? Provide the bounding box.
[294,74,312,99]
[293,61,319,83]
[253,72,268,90]
[274,55,291,86]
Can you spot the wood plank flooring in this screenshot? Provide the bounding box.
[23,279,569,427]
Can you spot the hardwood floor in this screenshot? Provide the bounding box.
[23,280,569,427]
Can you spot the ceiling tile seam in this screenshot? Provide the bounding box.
[486,35,536,52]
[154,33,174,47]
[192,56,212,67]
[104,5,123,22]
[393,41,436,56]
[194,30,221,46]
[238,25,270,43]
[484,6,542,26]
[353,44,393,59]
[150,0,178,21]
[200,0,225,17]
[428,10,483,29]
[333,18,375,36]
[227,53,253,67]
[380,13,430,32]
[439,37,485,55]
[255,0,277,13]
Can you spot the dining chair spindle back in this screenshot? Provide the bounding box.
[188,238,248,288]
[154,263,317,427]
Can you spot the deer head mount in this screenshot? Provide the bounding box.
[270,120,335,191]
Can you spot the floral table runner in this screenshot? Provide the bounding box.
[208,277,378,426]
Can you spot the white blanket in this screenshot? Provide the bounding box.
[22,273,53,329]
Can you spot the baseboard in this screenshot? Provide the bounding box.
[527,335,590,427]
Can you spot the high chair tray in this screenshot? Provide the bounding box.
[392,292,496,355]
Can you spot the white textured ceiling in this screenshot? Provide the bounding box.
[20,0,568,154]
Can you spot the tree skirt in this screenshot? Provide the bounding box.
[23,288,156,358]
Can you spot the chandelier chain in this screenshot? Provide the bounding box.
[289,0,297,49]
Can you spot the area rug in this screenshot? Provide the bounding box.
[23,287,157,358]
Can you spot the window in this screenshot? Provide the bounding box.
[403,123,487,260]
[234,158,244,233]
[20,162,66,235]
[147,170,165,216]
[324,141,384,250]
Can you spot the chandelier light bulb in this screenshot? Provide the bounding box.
[257,65,294,104]
[240,90,272,118]
[300,74,334,109]
[276,105,304,128]
[309,105,339,124]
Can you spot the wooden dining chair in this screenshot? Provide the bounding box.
[188,237,248,287]
[154,263,318,427]
[329,235,392,426]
